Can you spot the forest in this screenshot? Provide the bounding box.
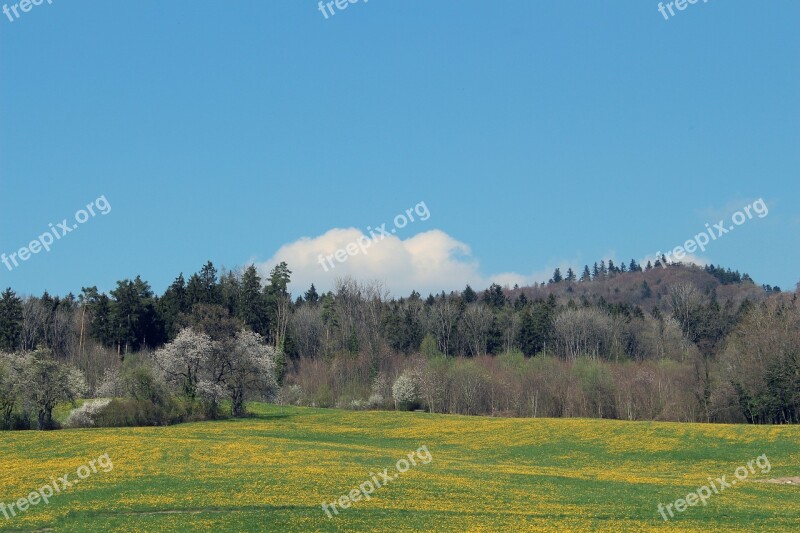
[0,258,797,429]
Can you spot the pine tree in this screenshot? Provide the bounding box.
[265,262,292,353]
[159,274,187,340]
[239,265,267,335]
[462,285,477,303]
[482,284,506,308]
[641,280,653,298]
[550,268,563,284]
[580,265,592,282]
[0,288,22,351]
[199,261,222,305]
[304,284,319,305]
[565,268,576,282]
[515,292,529,309]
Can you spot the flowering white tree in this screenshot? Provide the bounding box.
[392,371,419,409]
[19,349,87,429]
[225,329,277,417]
[152,327,277,417]
[152,328,214,400]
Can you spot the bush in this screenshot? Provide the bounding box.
[9,412,32,430]
[278,384,304,406]
[65,399,112,428]
[311,383,335,408]
[368,393,386,409]
[92,397,190,427]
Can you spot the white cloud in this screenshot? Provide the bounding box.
[254,228,556,296]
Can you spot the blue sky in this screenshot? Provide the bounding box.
[1,0,798,297]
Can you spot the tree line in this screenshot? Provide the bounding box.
[0,258,797,428]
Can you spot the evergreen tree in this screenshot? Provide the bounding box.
[267,262,291,295]
[580,265,592,282]
[550,268,563,284]
[187,261,222,307]
[303,284,320,305]
[565,267,576,282]
[641,280,653,299]
[462,285,477,303]
[482,284,506,308]
[219,270,241,316]
[265,262,292,379]
[110,276,164,354]
[79,286,109,347]
[239,265,267,335]
[517,300,554,356]
[159,274,187,339]
[199,261,222,304]
[0,288,22,351]
[110,279,140,354]
[515,292,529,309]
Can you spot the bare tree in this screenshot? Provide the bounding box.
[462,304,492,356]
[553,308,612,360]
[289,305,325,358]
[431,295,459,356]
[669,282,703,337]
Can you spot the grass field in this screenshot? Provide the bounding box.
[0,404,798,532]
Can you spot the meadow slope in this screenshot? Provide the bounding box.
[0,405,798,532]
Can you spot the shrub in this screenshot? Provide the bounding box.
[368,393,386,409]
[92,396,190,427]
[311,383,335,408]
[65,399,112,428]
[278,384,304,406]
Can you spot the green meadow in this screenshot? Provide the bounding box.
[0,404,797,532]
